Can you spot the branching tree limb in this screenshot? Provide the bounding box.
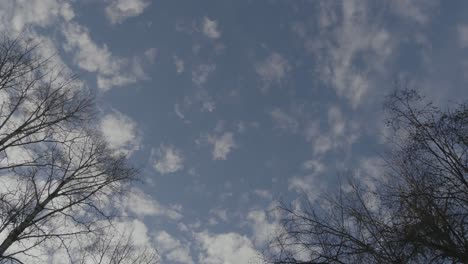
[0,37,157,263]
[266,89,468,264]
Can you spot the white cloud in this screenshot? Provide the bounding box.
[313,135,332,155]
[208,132,236,160]
[355,157,386,187]
[1,146,35,167]
[62,22,146,90]
[201,100,216,112]
[202,17,221,39]
[341,157,386,212]
[209,208,229,223]
[196,232,261,264]
[100,111,140,156]
[155,231,194,264]
[247,210,282,247]
[192,63,216,86]
[302,159,326,172]
[390,0,438,25]
[0,1,76,80]
[174,103,186,120]
[124,187,183,220]
[105,0,151,24]
[145,47,158,63]
[115,219,152,246]
[152,145,184,174]
[304,121,332,156]
[304,0,395,108]
[96,74,138,90]
[62,23,120,74]
[458,24,468,48]
[1,1,149,92]
[305,110,359,157]
[255,53,290,91]
[253,189,273,200]
[303,110,359,157]
[328,106,345,136]
[195,90,217,113]
[288,176,321,201]
[0,0,74,33]
[174,55,185,74]
[289,159,326,198]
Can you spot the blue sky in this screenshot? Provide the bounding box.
[1,0,468,263]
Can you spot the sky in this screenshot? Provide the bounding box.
[1,0,468,263]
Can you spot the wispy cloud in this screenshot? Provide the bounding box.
[100,111,141,156]
[208,132,236,160]
[195,232,260,263]
[122,188,183,220]
[192,63,216,86]
[255,52,290,92]
[174,55,185,74]
[62,22,148,90]
[154,231,194,264]
[105,0,151,24]
[202,17,221,39]
[270,108,299,133]
[152,145,184,174]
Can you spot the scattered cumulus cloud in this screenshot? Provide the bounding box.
[155,231,194,264]
[192,63,216,86]
[202,17,221,39]
[302,159,326,172]
[458,24,468,48]
[195,90,217,113]
[289,159,326,198]
[105,0,151,24]
[2,1,463,263]
[100,111,140,156]
[0,0,74,33]
[247,210,281,247]
[115,219,153,247]
[303,0,396,108]
[62,22,147,90]
[195,232,261,264]
[328,106,345,136]
[1,146,34,167]
[208,132,236,160]
[255,52,290,91]
[174,55,185,74]
[152,145,184,174]
[174,103,186,120]
[312,135,333,156]
[201,100,216,112]
[1,1,151,92]
[288,176,322,201]
[390,0,438,25]
[123,187,183,220]
[145,47,158,63]
[253,189,273,200]
[62,23,121,74]
[209,208,229,224]
[303,108,358,157]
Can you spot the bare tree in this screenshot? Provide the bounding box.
[266,89,468,264]
[74,229,159,264]
[0,37,157,263]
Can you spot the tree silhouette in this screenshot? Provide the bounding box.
[0,37,157,263]
[266,89,468,264]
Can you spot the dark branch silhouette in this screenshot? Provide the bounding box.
[0,37,157,263]
[266,89,468,264]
